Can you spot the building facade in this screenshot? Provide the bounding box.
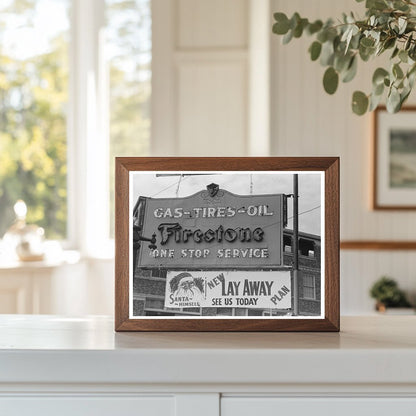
[133,229,321,317]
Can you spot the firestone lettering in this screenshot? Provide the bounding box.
[157,223,264,245]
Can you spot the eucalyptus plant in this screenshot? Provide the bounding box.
[272,0,416,115]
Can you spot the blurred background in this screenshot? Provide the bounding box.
[0,0,415,316]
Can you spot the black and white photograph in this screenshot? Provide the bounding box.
[129,171,324,319]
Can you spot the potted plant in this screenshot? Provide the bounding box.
[369,276,413,313]
[272,0,416,115]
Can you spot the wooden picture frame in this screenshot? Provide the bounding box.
[115,157,339,332]
[373,106,416,210]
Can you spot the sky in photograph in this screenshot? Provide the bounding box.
[132,172,322,235]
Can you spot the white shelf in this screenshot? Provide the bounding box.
[0,315,415,388]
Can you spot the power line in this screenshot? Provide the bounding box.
[288,205,321,220]
[150,176,190,198]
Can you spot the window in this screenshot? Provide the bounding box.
[283,234,292,253]
[144,296,165,311]
[299,238,315,257]
[0,0,70,239]
[0,0,151,253]
[303,275,316,300]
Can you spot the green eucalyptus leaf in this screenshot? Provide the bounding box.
[384,77,391,87]
[352,91,369,115]
[361,37,375,48]
[399,49,408,63]
[320,40,335,66]
[273,13,290,34]
[293,18,309,37]
[374,82,385,96]
[401,89,411,105]
[359,44,375,61]
[393,63,404,79]
[333,35,341,51]
[405,34,413,51]
[372,67,389,85]
[366,0,388,10]
[391,47,399,59]
[290,12,301,29]
[342,56,358,82]
[323,67,339,94]
[369,92,383,111]
[393,0,409,11]
[387,87,401,113]
[325,27,338,42]
[309,41,322,61]
[307,20,323,35]
[282,29,293,44]
[317,29,329,43]
[383,37,396,50]
[377,14,389,25]
[350,33,361,49]
[334,52,351,72]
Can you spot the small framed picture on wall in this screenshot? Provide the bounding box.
[374,106,416,209]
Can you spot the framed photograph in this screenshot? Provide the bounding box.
[373,106,416,209]
[115,157,339,331]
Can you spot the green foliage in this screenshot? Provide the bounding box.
[273,13,290,35]
[272,0,416,115]
[352,90,369,114]
[309,41,322,61]
[369,276,412,307]
[323,67,339,94]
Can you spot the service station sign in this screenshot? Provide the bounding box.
[164,270,291,309]
[137,186,284,269]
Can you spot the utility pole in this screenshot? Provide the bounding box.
[293,174,299,316]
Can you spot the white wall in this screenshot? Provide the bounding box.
[271,0,416,313]
[152,0,250,156]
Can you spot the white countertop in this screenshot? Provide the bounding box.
[0,315,415,387]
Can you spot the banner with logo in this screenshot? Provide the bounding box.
[137,189,284,268]
[164,270,291,309]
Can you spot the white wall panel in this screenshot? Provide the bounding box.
[152,0,249,156]
[271,0,416,314]
[178,0,248,49]
[177,60,247,156]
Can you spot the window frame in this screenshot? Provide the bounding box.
[302,274,316,301]
[67,0,111,257]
